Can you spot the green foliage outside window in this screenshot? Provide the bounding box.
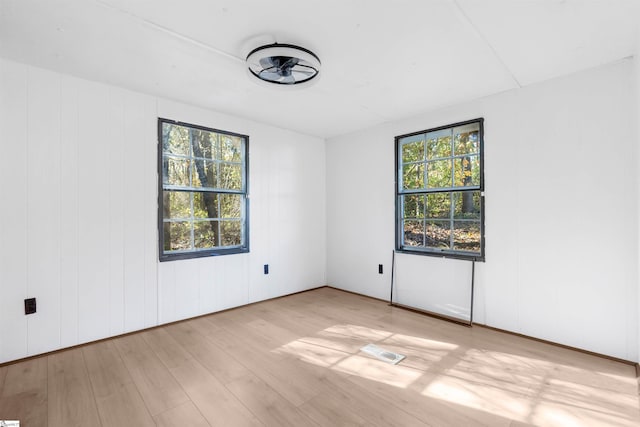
[159,119,248,260]
[397,119,484,259]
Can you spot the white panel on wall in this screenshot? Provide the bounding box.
[198,257,219,314]
[142,96,158,328]
[394,254,474,322]
[173,259,200,320]
[157,260,176,324]
[218,254,250,312]
[247,136,271,304]
[107,88,125,336]
[77,80,112,343]
[122,91,149,332]
[26,66,62,355]
[59,75,80,348]
[0,59,29,363]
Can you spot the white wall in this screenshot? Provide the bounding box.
[327,59,639,362]
[0,58,326,364]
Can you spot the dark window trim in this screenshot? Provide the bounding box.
[394,117,485,262]
[158,118,250,262]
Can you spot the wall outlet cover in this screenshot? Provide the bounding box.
[24,298,36,315]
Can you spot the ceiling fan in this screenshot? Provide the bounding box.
[246,43,321,86]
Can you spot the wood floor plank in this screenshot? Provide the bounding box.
[113,333,190,416]
[169,357,263,427]
[82,340,132,396]
[139,327,192,370]
[83,340,155,427]
[226,372,320,426]
[94,382,156,427]
[47,348,101,427]
[184,316,221,337]
[207,327,325,406]
[164,321,249,385]
[0,358,48,426]
[154,401,210,427]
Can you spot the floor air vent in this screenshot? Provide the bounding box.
[360,344,405,365]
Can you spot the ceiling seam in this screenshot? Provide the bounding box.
[452,0,522,89]
[93,0,245,64]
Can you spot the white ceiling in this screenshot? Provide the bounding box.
[0,0,638,138]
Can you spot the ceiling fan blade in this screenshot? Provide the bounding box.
[280,75,296,84]
[259,57,276,69]
[291,67,315,75]
[260,71,282,81]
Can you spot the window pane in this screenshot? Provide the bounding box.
[194,220,218,249]
[454,155,480,187]
[163,191,190,219]
[453,191,481,220]
[427,159,452,189]
[193,192,219,219]
[192,128,218,160]
[192,159,218,189]
[220,194,242,218]
[162,123,190,156]
[454,124,480,156]
[425,221,451,250]
[163,156,190,186]
[221,220,242,246]
[402,140,424,163]
[453,221,480,252]
[220,135,243,162]
[426,133,452,159]
[426,193,451,219]
[403,194,425,219]
[403,220,424,247]
[402,163,424,190]
[219,163,242,190]
[163,221,191,251]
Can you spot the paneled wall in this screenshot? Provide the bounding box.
[326,59,639,361]
[0,58,326,363]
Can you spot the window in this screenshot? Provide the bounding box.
[396,118,484,260]
[159,119,249,261]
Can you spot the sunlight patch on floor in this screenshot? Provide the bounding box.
[423,376,532,420]
[272,323,640,427]
[333,355,423,388]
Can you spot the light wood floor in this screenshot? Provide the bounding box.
[0,287,638,426]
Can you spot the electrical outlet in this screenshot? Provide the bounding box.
[378,264,383,274]
[264,264,269,275]
[24,297,36,315]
